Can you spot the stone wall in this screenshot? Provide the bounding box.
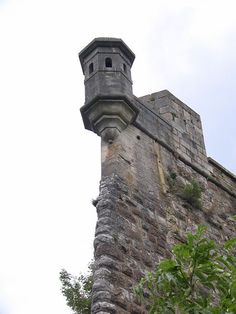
[91,90,236,313]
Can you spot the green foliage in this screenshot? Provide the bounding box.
[181,180,202,209]
[170,172,177,181]
[167,175,202,210]
[167,172,178,192]
[134,226,236,313]
[59,262,93,314]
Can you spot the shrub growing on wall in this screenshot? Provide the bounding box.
[135,225,236,313]
[181,179,202,209]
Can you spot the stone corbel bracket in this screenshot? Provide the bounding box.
[80,95,139,143]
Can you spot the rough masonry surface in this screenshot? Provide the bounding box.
[79,38,236,313]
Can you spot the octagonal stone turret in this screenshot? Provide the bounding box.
[79,38,139,142]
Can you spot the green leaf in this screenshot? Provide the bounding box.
[225,237,236,249]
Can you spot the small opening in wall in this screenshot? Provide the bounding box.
[123,63,127,72]
[89,62,94,74]
[105,57,112,68]
[137,135,140,140]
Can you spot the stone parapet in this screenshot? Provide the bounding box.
[208,157,236,197]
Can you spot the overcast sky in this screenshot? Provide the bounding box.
[0,0,235,313]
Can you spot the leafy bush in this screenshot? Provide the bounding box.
[181,180,202,209]
[59,262,93,314]
[134,225,236,313]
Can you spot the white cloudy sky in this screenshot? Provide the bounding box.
[0,0,235,313]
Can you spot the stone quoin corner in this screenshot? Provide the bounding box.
[79,38,236,313]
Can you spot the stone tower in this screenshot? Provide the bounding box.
[79,38,138,143]
[79,38,236,313]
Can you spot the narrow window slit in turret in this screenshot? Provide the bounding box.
[89,63,94,74]
[105,57,112,68]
